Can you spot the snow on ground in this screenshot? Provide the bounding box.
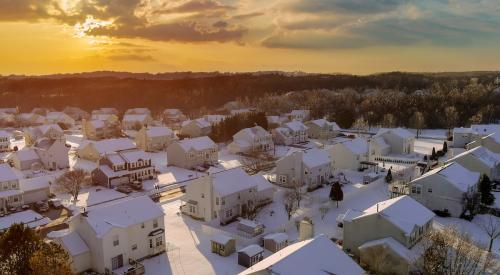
[414,138,444,155]
[157,166,205,187]
[218,148,243,169]
[434,214,500,256]
[150,151,168,172]
[69,154,98,172]
[411,129,448,139]
[56,186,128,210]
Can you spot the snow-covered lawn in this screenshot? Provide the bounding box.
[69,154,97,172]
[414,138,444,155]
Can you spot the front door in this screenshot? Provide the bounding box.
[150,235,164,255]
[111,254,123,270]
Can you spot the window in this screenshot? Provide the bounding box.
[427,188,432,193]
[141,223,145,229]
[156,236,163,247]
[149,239,153,248]
[113,235,119,246]
[411,186,416,194]
[225,209,233,218]
[216,197,219,205]
[201,193,205,198]
[132,244,137,250]
[221,198,225,205]
[153,219,158,228]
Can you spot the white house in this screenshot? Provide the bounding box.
[34,137,70,170]
[203,115,226,125]
[181,167,273,224]
[162,108,186,125]
[24,124,64,146]
[51,196,165,273]
[272,121,308,145]
[166,136,218,170]
[46,111,76,127]
[275,148,332,189]
[239,234,364,275]
[91,107,119,116]
[445,146,500,180]
[287,109,310,122]
[180,118,212,137]
[17,113,47,126]
[453,124,500,148]
[228,126,274,154]
[0,164,23,213]
[82,119,121,140]
[19,176,52,204]
[135,126,177,152]
[410,162,480,217]
[466,133,500,153]
[122,114,153,130]
[0,130,11,152]
[9,148,42,171]
[125,108,151,115]
[371,128,415,156]
[328,138,368,171]
[305,119,340,140]
[77,138,137,162]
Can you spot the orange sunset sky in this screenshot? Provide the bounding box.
[1,0,500,75]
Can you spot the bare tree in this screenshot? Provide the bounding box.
[382,113,396,128]
[443,106,459,136]
[283,190,298,221]
[418,226,493,275]
[56,169,91,203]
[409,111,426,138]
[478,214,500,253]
[360,245,400,275]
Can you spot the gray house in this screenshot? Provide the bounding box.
[238,245,264,268]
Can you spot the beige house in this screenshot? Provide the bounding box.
[272,121,308,145]
[305,119,340,140]
[410,162,480,217]
[19,176,51,204]
[239,234,364,275]
[228,126,274,154]
[135,126,177,152]
[122,114,153,130]
[340,196,434,274]
[77,138,136,162]
[82,119,121,140]
[287,109,310,122]
[0,164,23,213]
[17,113,47,126]
[125,108,151,115]
[24,124,64,146]
[92,149,156,188]
[453,124,500,148]
[445,146,500,180]
[162,109,186,124]
[180,118,212,137]
[34,137,70,170]
[90,113,120,124]
[181,167,272,225]
[275,148,332,189]
[9,148,42,171]
[0,130,10,152]
[371,128,415,156]
[46,111,75,127]
[50,196,165,273]
[91,108,119,116]
[466,133,500,153]
[166,136,218,169]
[328,138,368,171]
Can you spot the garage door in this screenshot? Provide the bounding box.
[110,176,129,187]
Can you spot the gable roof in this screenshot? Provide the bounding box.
[302,148,330,168]
[123,114,150,122]
[308,119,340,130]
[92,138,136,155]
[38,124,63,135]
[15,148,40,162]
[211,168,257,197]
[436,163,480,192]
[145,126,173,137]
[377,128,415,139]
[284,121,308,132]
[448,146,500,168]
[235,126,269,140]
[0,163,18,182]
[177,136,216,151]
[239,234,364,275]
[341,138,368,155]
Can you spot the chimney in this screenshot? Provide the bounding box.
[376,203,379,213]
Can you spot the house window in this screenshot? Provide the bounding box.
[201,193,205,198]
[141,223,145,229]
[153,219,158,228]
[221,198,225,205]
[132,244,137,250]
[113,235,119,246]
[411,186,416,193]
[149,239,153,248]
[156,236,163,247]
[428,188,432,193]
[417,187,421,194]
[279,175,286,183]
[225,209,233,218]
[216,197,219,205]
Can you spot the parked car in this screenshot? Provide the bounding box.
[131,181,142,190]
[35,201,49,212]
[117,185,133,194]
[48,198,62,209]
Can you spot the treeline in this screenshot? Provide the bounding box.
[209,112,268,142]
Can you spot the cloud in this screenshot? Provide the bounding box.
[287,0,405,15]
[231,12,265,20]
[156,0,235,14]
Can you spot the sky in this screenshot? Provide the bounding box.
[1,0,500,75]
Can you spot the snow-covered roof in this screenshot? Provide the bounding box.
[356,196,435,235]
[308,119,340,130]
[250,174,273,192]
[377,128,415,139]
[449,146,500,168]
[0,163,18,182]
[177,136,216,151]
[123,114,150,122]
[234,126,270,140]
[182,118,211,129]
[119,149,149,163]
[0,130,10,138]
[302,148,330,168]
[203,115,226,124]
[38,124,63,135]
[290,109,309,116]
[359,237,414,262]
[48,230,90,256]
[15,148,40,162]
[34,138,57,150]
[437,163,480,192]
[88,119,105,129]
[211,234,234,245]
[125,108,150,115]
[0,210,51,231]
[471,124,500,136]
[84,196,164,238]
[341,138,368,155]
[238,244,264,257]
[92,138,136,155]
[453,127,474,134]
[284,121,308,132]
[20,176,51,192]
[239,234,364,275]
[263,232,288,243]
[146,126,173,137]
[211,168,257,197]
[163,108,182,115]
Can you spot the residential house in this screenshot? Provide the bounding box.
[125,108,151,115]
[122,114,153,130]
[263,233,288,252]
[238,245,264,268]
[17,113,47,126]
[453,124,500,148]
[181,168,271,224]
[92,149,155,188]
[203,115,226,125]
[46,112,76,127]
[328,138,369,171]
[305,119,340,140]
[0,130,11,152]
[19,176,52,204]
[90,113,120,124]
[33,138,70,170]
[266,116,286,129]
[466,133,500,153]
[239,234,364,275]
[0,107,18,114]
[162,109,186,126]
[275,148,332,189]
[63,106,90,121]
[180,118,212,138]
[272,121,308,145]
[231,108,252,116]
[250,174,274,207]
[91,108,119,116]
[51,196,165,273]
[287,109,310,122]
[31,107,54,116]
[0,164,23,213]
[340,196,434,274]
[410,162,480,217]
[166,136,218,169]
[9,148,42,171]
[0,112,16,126]
[371,128,415,156]
[445,146,500,180]
[77,138,136,162]
[24,124,64,146]
[228,126,274,154]
[211,234,236,256]
[135,126,177,152]
[82,119,120,140]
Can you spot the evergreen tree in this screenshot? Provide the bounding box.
[443,141,448,153]
[479,175,495,205]
[385,169,393,183]
[329,182,344,208]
